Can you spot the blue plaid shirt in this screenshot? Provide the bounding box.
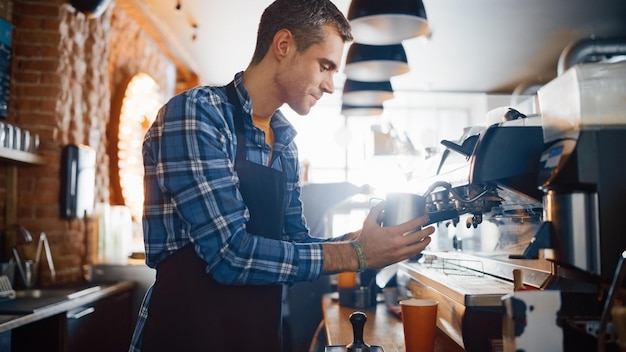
[130,72,335,351]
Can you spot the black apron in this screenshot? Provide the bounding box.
[141,82,287,352]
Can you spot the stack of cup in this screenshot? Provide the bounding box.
[0,121,39,153]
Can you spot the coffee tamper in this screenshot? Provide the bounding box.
[324,311,384,352]
[347,311,370,352]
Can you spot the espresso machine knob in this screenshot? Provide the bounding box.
[466,213,482,228]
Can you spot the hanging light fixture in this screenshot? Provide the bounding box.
[69,0,112,18]
[347,0,430,45]
[344,43,409,82]
[341,104,384,117]
[342,79,394,106]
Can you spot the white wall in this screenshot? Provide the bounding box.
[286,90,535,195]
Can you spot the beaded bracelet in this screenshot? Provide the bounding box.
[351,241,367,272]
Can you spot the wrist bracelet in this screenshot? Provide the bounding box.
[351,241,367,272]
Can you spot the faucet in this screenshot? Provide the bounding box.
[0,224,32,261]
[35,233,56,284]
[0,226,56,288]
[0,224,33,243]
[0,224,32,256]
[12,232,56,288]
[0,225,33,288]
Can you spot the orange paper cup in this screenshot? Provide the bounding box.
[399,298,439,352]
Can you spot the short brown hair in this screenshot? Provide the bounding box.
[250,0,352,66]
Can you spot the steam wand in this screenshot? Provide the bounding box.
[422,181,490,203]
[598,250,626,352]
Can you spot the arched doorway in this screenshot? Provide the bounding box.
[108,73,162,250]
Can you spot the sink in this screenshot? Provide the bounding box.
[14,284,102,299]
[14,289,76,299]
[66,284,103,299]
[0,283,105,314]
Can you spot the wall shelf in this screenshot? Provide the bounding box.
[0,147,45,166]
[0,147,45,226]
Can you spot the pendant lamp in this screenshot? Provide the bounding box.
[341,104,384,117]
[69,0,112,18]
[348,0,430,45]
[344,43,409,82]
[342,79,394,106]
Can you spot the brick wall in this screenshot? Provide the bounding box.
[0,0,183,286]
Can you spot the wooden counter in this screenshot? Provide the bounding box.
[322,293,464,352]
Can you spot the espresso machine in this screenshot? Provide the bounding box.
[396,61,626,352]
[536,61,626,282]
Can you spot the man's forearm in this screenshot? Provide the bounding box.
[321,241,360,274]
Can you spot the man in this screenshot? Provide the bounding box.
[129,1,434,351]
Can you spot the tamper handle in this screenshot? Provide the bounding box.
[346,311,370,352]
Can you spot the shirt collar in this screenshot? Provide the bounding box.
[231,72,298,146]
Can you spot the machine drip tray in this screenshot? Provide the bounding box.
[400,252,552,306]
[400,260,513,307]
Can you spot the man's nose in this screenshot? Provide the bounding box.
[321,75,334,94]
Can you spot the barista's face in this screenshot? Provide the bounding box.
[275,25,344,115]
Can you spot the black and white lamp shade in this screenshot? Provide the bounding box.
[344,43,410,82]
[341,103,384,117]
[342,79,394,106]
[347,0,430,45]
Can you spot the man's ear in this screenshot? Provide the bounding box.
[272,29,294,60]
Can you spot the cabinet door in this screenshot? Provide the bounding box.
[66,290,133,352]
[10,314,64,351]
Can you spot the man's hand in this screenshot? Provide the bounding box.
[356,201,434,269]
[322,201,435,273]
